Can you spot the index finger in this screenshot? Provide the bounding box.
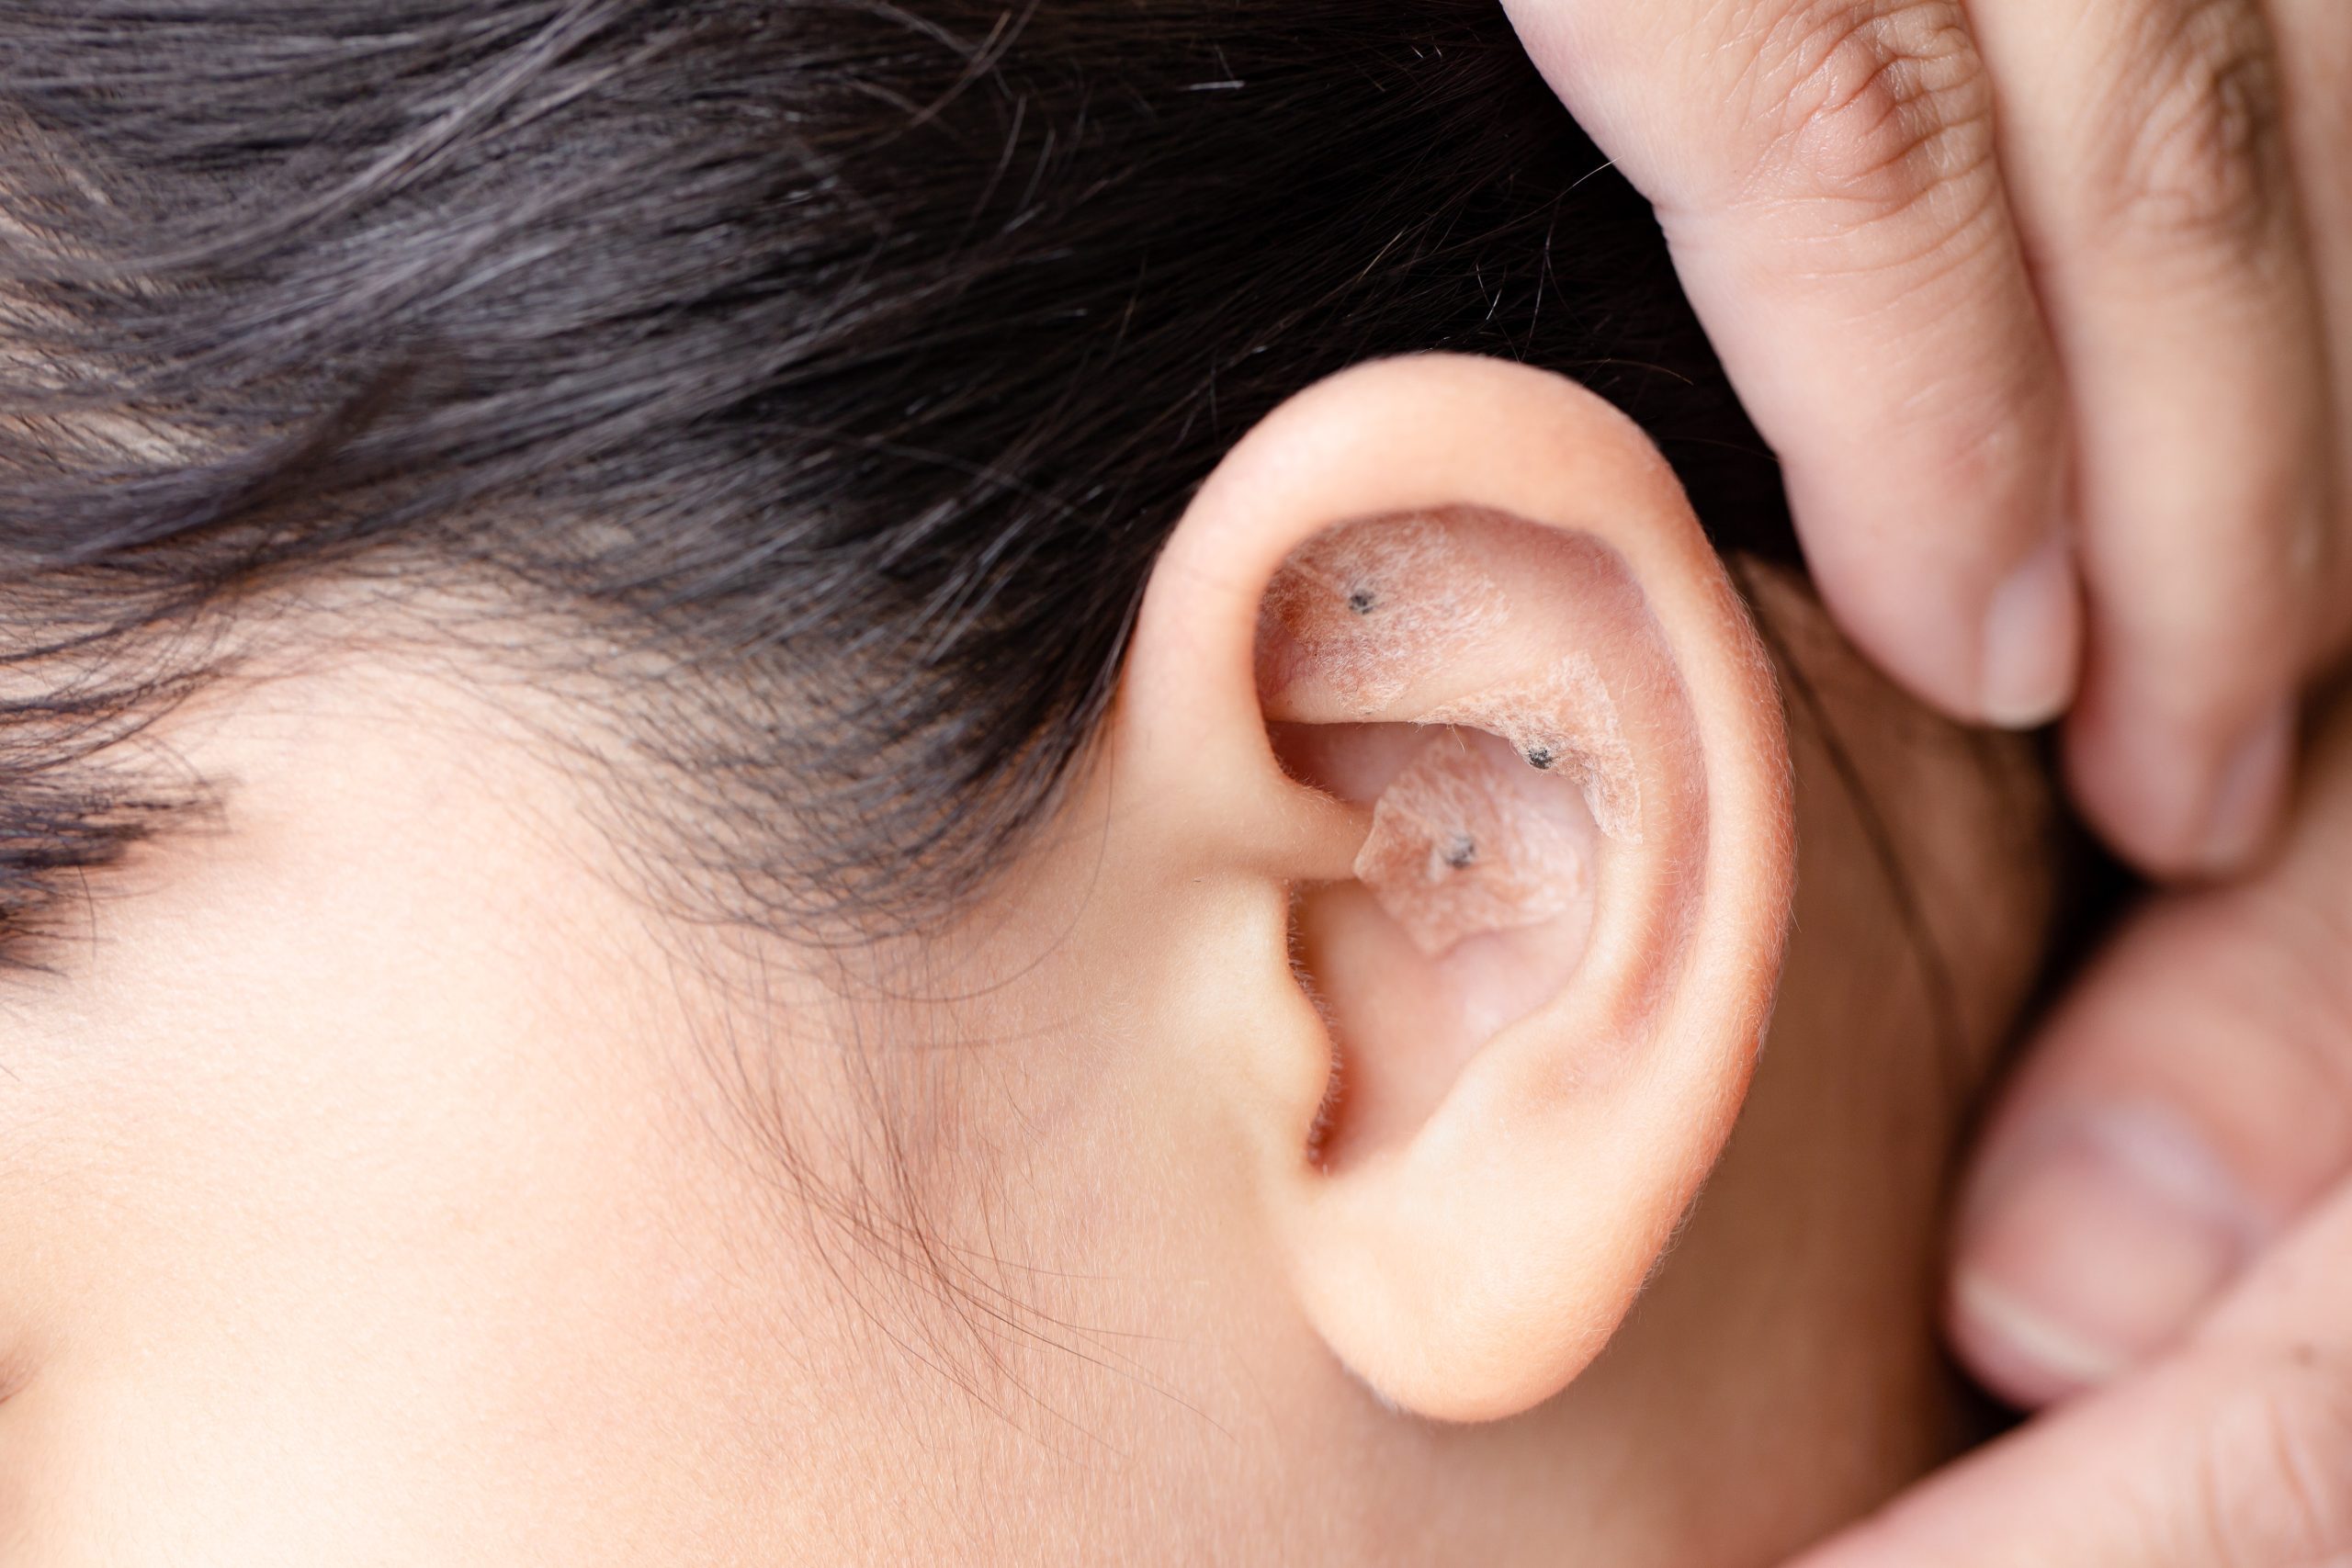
[1503,0,2082,728]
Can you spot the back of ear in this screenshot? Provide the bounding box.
[1113,355,1792,1422]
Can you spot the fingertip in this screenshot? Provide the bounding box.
[1979,533,2082,729]
[2066,694,2298,880]
[1792,486,2073,735]
[1804,536,2073,736]
[2197,700,2297,877]
[2069,686,2286,884]
[1946,1270,2116,1409]
[1948,1103,2256,1410]
[1778,389,2075,736]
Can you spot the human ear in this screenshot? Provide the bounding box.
[1110,354,1792,1422]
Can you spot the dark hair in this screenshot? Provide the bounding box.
[0,0,1790,944]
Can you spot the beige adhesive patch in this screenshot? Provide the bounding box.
[1353,728,1593,958]
[1258,514,1507,713]
[1426,654,1643,843]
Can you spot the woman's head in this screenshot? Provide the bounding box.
[0,4,2060,1561]
[0,0,1797,942]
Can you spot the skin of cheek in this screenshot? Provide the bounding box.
[0,662,865,1565]
[0,652,1314,1564]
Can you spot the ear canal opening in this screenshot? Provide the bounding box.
[1272,722,1602,958]
[1271,718,1604,1168]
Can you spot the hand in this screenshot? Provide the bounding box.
[1792,1198,2352,1564]
[1787,681,2352,1565]
[1504,0,2352,877]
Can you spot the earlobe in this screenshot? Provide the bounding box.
[1114,355,1792,1423]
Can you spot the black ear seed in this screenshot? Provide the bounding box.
[1346,588,1376,615]
[1524,745,1555,771]
[1442,834,1477,870]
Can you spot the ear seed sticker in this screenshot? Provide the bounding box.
[1425,654,1643,843]
[1353,728,1594,958]
[1258,514,1507,713]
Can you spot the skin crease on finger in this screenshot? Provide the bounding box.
[1501,0,2352,883]
[1941,675,2352,1413]
[0,491,2060,1559]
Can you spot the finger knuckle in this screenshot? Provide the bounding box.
[1741,1,1999,241]
[2098,0,2290,259]
[2193,1348,2352,1565]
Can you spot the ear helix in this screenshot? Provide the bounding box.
[1121,354,1792,1423]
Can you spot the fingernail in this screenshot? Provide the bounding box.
[1954,1106,2256,1399]
[1980,535,2080,728]
[2199,699,2295,875]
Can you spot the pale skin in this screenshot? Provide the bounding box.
[1,358,2059,1562]
[1497,7,2352,1558]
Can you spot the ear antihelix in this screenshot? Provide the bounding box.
[1252,487,1784,1422]
[1262,509,1699,1168]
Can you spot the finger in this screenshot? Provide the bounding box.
[1962,0,2336,876]
[1947,684,2352,1408]
[1504,0,2082,729]
[1792,1182,2352,1567]
[2269,0,2352,649]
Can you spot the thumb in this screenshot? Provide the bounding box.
[1948,686,2352,1407]
[1793,1180,2352,1568]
